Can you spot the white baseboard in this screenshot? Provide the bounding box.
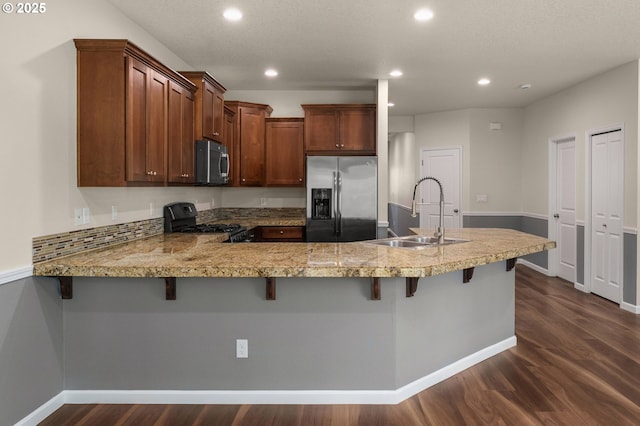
[0,265,33,286]
[22,336,515,413]
[574,282,588,293]
[392,336,517,404]
[14,392,65,426]
[517,258,551,276]
[621,302,640,314]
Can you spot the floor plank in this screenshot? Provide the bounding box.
[39,266,640,425]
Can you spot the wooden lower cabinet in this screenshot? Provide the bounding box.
[251,226,305,242]
[265,118,304,186]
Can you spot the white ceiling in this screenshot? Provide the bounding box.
[109,0,640,116]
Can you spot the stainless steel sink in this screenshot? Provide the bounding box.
[363,235,469,249]
[402,236,469,245]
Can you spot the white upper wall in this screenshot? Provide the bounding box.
[1,0,228,272]
[469,108,524,213]
[0,0,377,272]
[388,132,416,207]
[412,109,472,210]
[522,60,638,226]
[225,90,374,117]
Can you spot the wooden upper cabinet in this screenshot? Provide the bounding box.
[74,39,196,186]
[222,105,236,185]
[180,71,226,143]
[167,81,196,184]
[224,101,272,187]
[302,104,376,155]
[265,118,305,187]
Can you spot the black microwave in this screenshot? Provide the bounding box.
[195,140,229,185]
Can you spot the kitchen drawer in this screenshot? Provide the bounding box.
[258,226,305,241]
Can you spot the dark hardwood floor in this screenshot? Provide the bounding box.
[40,266,640,425]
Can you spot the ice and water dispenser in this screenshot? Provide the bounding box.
[311,188,332,220]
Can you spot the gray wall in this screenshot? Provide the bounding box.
[62,269,513,393]
[386,211,551,269]
[0,277,63,426]
[388,208,638,306]
[388,203,419,236]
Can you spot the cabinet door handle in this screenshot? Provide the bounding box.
[213,132,220,136]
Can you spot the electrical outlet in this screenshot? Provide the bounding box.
[111,205,117,220]
[260,198,267,207]
[236,339,248,358]
[149,203,154,216]
[82,207,90,224]
[74,208,82,225]
[476,194,488,203]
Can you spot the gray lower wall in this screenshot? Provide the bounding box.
[63,268,513,393]
[624,233,637,304]
[576,225,637,305]
[388,203,419,237]
[388,205,637,305]
[0,277,63,426]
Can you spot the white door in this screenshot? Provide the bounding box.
[590,129,623,303]
[553,139,577,282]
[419,147,462,230]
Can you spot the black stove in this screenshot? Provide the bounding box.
[164,202,249,243]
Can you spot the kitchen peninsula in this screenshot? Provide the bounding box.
[33,228,554,404]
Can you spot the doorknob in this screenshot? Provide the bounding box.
[603,223,607,228]
[453,209,459,213]
[553,213,560,219]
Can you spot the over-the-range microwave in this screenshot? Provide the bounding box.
[195,140,229,185]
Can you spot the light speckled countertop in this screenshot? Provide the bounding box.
[33,228,555,278]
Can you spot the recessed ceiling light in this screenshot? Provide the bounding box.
[414,8,434,21]
[477,78,491,86]
[223,8,242,21]
[389,70,403,77]
[519,83,532,90]
[264,69,278,78]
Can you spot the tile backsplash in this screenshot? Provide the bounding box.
[33,208,304,264]
[32,218,164,264]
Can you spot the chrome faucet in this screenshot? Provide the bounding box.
[411,176,445,244]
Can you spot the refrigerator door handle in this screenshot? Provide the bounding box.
[333,171,339,236]
[336,170,342,236]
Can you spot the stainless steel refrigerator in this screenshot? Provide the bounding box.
[306,156,377,242]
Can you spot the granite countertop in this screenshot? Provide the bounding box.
[33,228,555,279]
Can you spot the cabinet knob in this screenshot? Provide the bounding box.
[336,144,339,147]
[242,178,246,182]
[279,230,284,234]
[213,132,220,136]
[299,178,303,182]
[340,144,344,148]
